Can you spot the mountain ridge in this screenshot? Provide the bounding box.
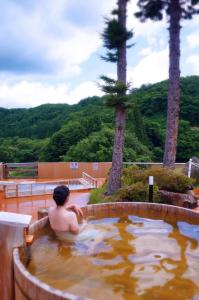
[0,76,198,163]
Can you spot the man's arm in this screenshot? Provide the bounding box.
[68,212,80,235]
[66,204,83,218]
[68,212,86,235]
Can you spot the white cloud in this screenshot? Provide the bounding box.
[67,81,103,103]
[0,0,112,107]
[0,80,102,108]
[129,48,169,87]
[186,54,199,74]
[183,14,199,28]
[128,1,167,44]
[47,31,101,77]
[139,47,153,57]
[0,0,167,76]
[0,0,113,76]
[0,0,197,108]
[186,30,199,49]
[107,47,169,88]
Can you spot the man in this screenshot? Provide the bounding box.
[49,185,86,235]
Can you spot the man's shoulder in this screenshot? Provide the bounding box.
[48,206,54,215]
[66,210,77,219]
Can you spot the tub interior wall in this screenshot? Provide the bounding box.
[14,203,199,300]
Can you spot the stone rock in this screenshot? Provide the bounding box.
[160,190,198,209]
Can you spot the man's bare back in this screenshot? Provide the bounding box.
[48,185,85,235]
[49,204,84,234]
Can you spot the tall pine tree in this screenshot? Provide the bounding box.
[101,0,133,194]
[135,0,199,168]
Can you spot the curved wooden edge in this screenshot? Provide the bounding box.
[29,216,49,234]
[37,202,199,226]
[80,202,199,224]
[15,202,199,300]
[13,248,88,300]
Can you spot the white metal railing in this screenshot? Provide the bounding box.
[3,178,92,198]
[188,159,199,178]
[123,162,185,166]
[82,172,97,188]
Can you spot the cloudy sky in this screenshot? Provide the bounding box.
[0,0,199,108]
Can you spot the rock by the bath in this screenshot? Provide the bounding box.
[160,190,198,209]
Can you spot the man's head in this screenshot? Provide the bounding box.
[53,185,70,206]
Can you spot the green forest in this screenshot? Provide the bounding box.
[0,75,199,163]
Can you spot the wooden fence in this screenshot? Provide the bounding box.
[0,162,186,180]
[3,163,38,179]
[38,162,112,179]
[0,163,4,179]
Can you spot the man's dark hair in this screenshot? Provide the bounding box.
[53,185,70,206]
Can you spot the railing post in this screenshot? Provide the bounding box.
[188,159,192,178]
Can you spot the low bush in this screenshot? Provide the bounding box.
[145,168,194,193]
[89,185,105,204]
[116,181,160,202]
[121,165,144,186]
[89,185,112,204]
[122,166,194,193]
[89,166,194,205]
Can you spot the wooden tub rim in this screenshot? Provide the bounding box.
[38,202,199,221]
[13,248,87,300]
[13,202,199,300]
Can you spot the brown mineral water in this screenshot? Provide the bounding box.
[26,215,199,300]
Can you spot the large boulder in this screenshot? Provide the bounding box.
[160,190,198,209]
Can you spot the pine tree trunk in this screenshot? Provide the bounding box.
[107,107,126,194]
[107,0,127,195]
[163,0,181,169]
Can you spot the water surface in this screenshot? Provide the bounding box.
[26,215,199,300]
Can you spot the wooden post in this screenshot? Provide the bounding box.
[0,162,4,180]
[0,212,32,300]
[188,158,192,178]
[149,176,154,203]
[3,164,8,179]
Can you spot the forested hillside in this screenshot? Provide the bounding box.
[0,76,199,163]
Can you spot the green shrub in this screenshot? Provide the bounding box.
[116,182,160,202]
[89,186,105,204]
[121,166,193,193]
[121,165,145,186]
[144,168,194,193]
[89,166,193,205]
[89,185,112,204]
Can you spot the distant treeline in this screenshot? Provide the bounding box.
[0,76,199,163]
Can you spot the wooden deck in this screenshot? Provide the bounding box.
[0,178,105,221]
[1,178,197,219]
[0,191,90,221]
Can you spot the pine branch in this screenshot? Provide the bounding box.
[101,8,133,63]
[100,76,131,108]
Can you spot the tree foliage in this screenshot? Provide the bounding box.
[0,77,198,163]
[135,0,199,21]
[101,4,133,63]
[135,0,199,169]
